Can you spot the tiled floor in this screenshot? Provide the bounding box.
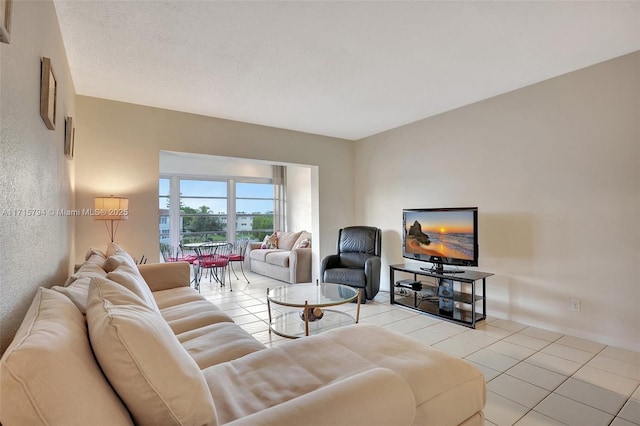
[199,271,640,426]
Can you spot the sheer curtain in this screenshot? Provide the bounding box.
[272,165,287,232]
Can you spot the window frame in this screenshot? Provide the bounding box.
[159,174,274,247]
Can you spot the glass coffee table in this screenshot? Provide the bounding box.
[267,282,361,338]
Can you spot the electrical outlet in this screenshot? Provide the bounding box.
[571,298,581,312]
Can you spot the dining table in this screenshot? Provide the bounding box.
[182,241,229,290]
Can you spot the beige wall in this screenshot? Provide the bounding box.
[159,151,274,178]
[3,1,636,357]
[286,164,313,233]
[0,0,76,354]
[75,97,354,281]
[354,52,640,351]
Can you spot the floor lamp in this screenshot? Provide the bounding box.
[94,196,129,242]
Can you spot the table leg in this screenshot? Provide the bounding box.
[267,288,272,334]
[304,301,309,336]
[356,289,361,324]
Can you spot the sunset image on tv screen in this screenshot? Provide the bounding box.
[405,210,474,260]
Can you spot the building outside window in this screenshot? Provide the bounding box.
[236,182,275,242]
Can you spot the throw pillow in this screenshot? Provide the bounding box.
[107,265,160,313]
[293,230,312,249]
[84,247,107,262]
[294,238,311,249]
[0,287,132,425]
[276,231,302,251]
[261,232,278,249]
[104,246,137,272]
[64,262,108,286]
[106,242,123,257]
[86,277,218,426]
[53,276,92,314]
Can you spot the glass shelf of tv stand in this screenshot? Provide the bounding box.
[389,263,493,329]
[394,292,484,324]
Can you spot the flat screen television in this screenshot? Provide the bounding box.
[402,207,478,273]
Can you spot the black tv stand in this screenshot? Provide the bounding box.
[391,264,493,328]
[419,266,465,274]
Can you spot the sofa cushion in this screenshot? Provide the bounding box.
[264,251,290,268]
[52,276,91,314]
[323,268,366,288]
[87,277,218,426]
[203,324,484,425]
[177,322,266,369]
[276,231,302,251]
[153,286,207,310]
[249,248,283,263]
[0,287,132,426]
[107,263,160,313]
[161,299,234,335]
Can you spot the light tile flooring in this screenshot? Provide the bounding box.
[199,271,640,426]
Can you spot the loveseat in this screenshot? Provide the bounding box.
[246,230,312,283]
[0,244,486,425]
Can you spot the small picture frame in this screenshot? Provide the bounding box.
[0,0,12,44]
[64,117,74,159]
[40,57,57,130]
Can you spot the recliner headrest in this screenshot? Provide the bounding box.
[338,226,380,255]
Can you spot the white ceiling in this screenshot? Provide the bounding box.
[53,1,640,140]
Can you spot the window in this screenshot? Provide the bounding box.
[180,179,227,243]
[159,177,275,246]
[236,182,275,242]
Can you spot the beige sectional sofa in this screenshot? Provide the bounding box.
[0,244,486,425]
[246,230,312,283]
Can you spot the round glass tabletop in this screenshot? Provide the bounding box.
[267,283,359,308]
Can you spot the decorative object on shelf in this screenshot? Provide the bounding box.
[64,117,74,159]
[40,57,57,130]
[0,0,12,44]
[94,196,129,242]
[300,307,324,322]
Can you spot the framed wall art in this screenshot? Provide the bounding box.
[40,57,57,130]
[0,0,12,44]
[64,117,74,159]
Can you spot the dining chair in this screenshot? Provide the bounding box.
[160,243,189,263]
[161,242,200,288]
[196,242,233,291]
[178,243,199,264]
[228,238,250,284]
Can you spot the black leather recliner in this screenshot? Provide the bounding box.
[320,226,381,303]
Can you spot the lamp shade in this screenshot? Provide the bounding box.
[94,196,129,221]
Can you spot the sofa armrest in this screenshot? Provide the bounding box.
[248,242,262,251]
[225,368,416,426]
[244,242,262,271]
[137,262,190,292]
[364,256,381,297]
[289,248,312,283]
